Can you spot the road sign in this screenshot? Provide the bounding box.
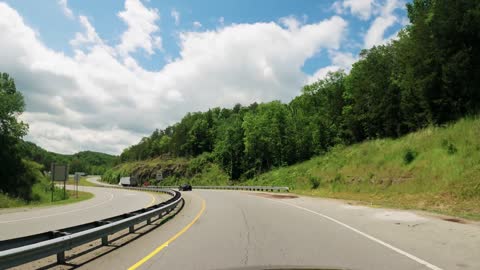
[51,163,69,201]
[52,164,68,182]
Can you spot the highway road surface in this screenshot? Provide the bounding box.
[76,190,479,270]
[0,178,169,240]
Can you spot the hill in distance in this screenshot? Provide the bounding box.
[18,141,118,175]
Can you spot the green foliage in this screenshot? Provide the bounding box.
[0,73,28,138]
[249,118,480,219]
[17,141,118,174]
[115,0,480,184]
[0,72,113,203]
[442,139,458,155]
[309,176,320,189]
[101,156,229,186]
[0,160,71,208]
[403,149,418,164]
[0,72,33,200]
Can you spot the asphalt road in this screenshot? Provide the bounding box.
[78,190,480,270]
[0,178,169,240]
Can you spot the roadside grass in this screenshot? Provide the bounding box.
[0,189,93,209]
[66,176,97,187]
[247,117,480,220]
[1,172,94,209]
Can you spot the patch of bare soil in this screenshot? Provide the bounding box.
[250,193,298,199]
[442,217,467,224]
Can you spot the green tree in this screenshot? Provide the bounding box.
[242,101,295,175]
[0,73,34,199]
[213,114,245,179]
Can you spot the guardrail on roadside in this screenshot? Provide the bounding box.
[155,185,289,192]
[0,187,182,269]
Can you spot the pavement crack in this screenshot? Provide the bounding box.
[240,207,250,265]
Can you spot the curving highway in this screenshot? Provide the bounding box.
[0,178,169,240]
[77,190,480,270]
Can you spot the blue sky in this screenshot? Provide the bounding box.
[0,0,409,154]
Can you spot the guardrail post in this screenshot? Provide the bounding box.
[102,236,108,246]
[57,251,65,264]
[129,225,135,233]
[147,218,151,225]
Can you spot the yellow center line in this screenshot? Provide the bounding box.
[128,198,206,270]
[146,192,157,208]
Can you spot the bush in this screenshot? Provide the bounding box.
[403,149,417,164]
[310,176,320,189]
[442,140,458,155]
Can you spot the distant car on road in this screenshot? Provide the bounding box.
[179,183,192,191]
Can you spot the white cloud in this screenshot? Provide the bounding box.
[70,16,103,48]
[307,50,357,84]
[171,8,180,25]
[58,0,73,19]
[117,0,162,56]
[0,2,348,154]
[193,21,202,29]
[218,16,225,26]
[364,0,403,48]
[330,50,357,69]
[340,0,374,20]
[279,16,301,30]
[307,66,341,84]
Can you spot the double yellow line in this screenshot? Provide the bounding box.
[129,198,206,270]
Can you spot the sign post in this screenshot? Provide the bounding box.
[74,172,81,198]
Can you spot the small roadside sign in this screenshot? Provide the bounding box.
[51,163,69,201]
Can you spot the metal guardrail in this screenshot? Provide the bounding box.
[0,187,182,269]
[155,185,289,192]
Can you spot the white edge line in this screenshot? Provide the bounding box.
[267,198,443,270]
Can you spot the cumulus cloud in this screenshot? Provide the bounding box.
[0,1,347,154]
[193,21,202,29]
[117,0,162,56]
[171,8,180,25]
[307,50,357,84]
[70,16,103,48]
[279,16,301,30]
[58,0,73,19]
[364,0,403,48]
[333,0,375,20]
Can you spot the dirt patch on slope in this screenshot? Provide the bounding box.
[250,193,298,199]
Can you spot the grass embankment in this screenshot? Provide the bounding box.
[0,179,93,208]
[66,176,97,187]
[1,164,94,208]
[102,153,229,186]
[248,118,480,220]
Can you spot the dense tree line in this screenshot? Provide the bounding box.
[17,141,118,175]
[120,0,480,180]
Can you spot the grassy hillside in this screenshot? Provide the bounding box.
[102,153,229,186]
[0,161,93,208]
[248,118,480,219]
